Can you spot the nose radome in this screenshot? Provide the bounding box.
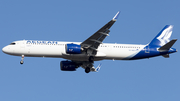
[2,47,6,53]
[2,46,8,53]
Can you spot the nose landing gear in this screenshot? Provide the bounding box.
[20,55,24,64]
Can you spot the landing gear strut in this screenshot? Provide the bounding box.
[20,55,24,64]
[89,56,94,63]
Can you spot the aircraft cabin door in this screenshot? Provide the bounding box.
[108,45,112,51]
[145,46,150,53]
[20,40,26,53]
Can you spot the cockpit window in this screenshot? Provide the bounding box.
[10,43,16,45]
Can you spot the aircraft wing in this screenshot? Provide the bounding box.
[81,11,120,55]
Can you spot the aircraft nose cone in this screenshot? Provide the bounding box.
[2,47,6,53]
[2,46,9,54]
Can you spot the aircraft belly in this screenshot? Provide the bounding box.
[62,55,88,61]
[102,49,141,60]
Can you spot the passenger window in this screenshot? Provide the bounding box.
[10,43,16,45]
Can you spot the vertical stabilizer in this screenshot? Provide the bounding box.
[149,25,173,47]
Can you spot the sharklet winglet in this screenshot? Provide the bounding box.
[112,11,120,21]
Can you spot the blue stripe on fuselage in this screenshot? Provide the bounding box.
[130,46,170,60]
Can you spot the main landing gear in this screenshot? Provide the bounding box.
[89,56,94,63]
[20,55,24,64]
[85,67,91,73]
[84,56,94,73]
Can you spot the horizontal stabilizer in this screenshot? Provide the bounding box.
[162,54,169,58]
[158,39,177,51]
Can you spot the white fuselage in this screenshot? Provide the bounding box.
[2,40,146,61]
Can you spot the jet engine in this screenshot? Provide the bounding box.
[60,61,78,71]
[66,44,82,54]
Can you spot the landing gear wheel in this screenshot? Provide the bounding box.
[20,55,24,65]
[85,67,90,73]
[20,61,24,64]
[89,56,94,63]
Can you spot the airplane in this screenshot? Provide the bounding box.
[2,11,178,73]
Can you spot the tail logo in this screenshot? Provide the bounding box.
[157,25,173,46]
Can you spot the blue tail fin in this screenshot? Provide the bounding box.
[149,25,173,47]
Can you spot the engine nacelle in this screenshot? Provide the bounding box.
[66,44,82,54]
[60,61,77,71]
